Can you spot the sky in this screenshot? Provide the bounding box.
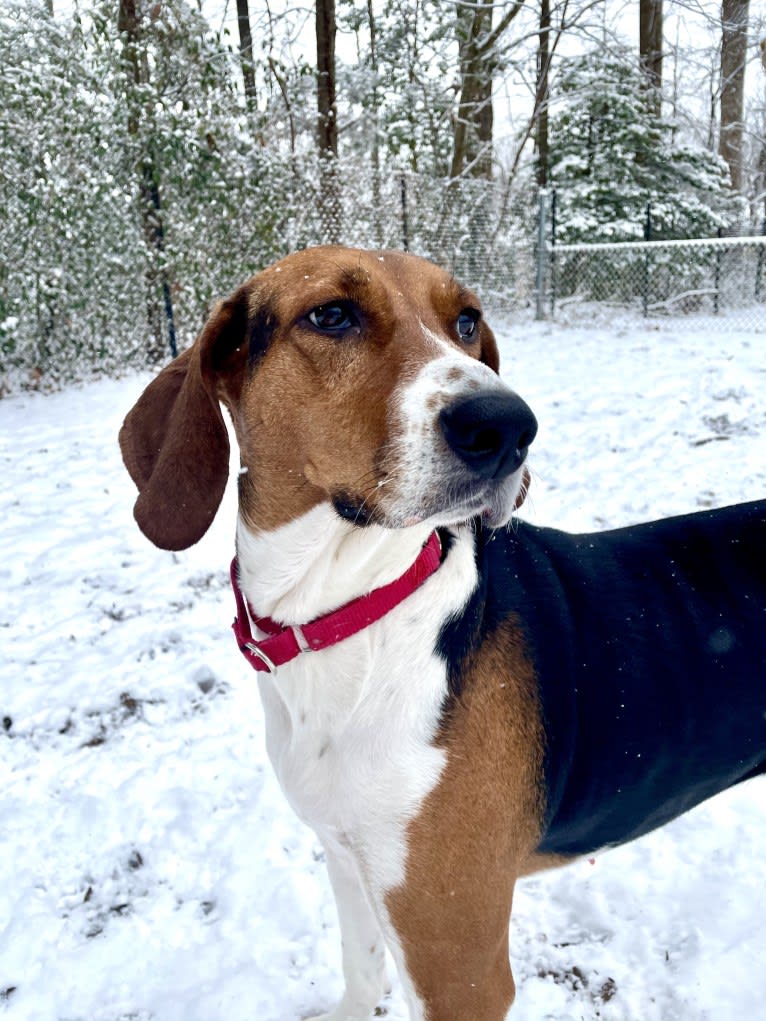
[199,0,765,163]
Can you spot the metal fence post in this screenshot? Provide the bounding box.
[549,190,557,317]
[714,226,722,314]
[535,189,548,321]
[399,172,410,252]
[162,279,177,358]
[641,202,652,317]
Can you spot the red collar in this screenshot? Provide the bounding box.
[231,531,443,674]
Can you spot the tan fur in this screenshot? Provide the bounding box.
[386,623,546,1021]
[234,249,498,534]
[120,246,537,1021]
[518,849,575,876]
[120,247,500,546]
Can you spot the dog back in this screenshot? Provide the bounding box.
[441,500,766,855]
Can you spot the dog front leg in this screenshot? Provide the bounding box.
[385,881,518,1021]
[306,842,388,1021]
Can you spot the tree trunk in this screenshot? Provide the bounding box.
[450,0,494,179]
[719,0,749,192]
[639,0,663,116]
[236,0,258,111]
[315,0,340,240]
[450,0,523,180]
[316,0,338,158]
[535,0,551,188]
[118,0,175,363]
[366,0,383,245]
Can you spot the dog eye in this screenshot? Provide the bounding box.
[307,302,356,333]
[457,309,480,341]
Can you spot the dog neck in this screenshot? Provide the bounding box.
[235,502,437,626]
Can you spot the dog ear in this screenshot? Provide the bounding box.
[480,323,500,374]
[119,289,249,551]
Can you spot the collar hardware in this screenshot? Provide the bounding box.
[243,642,279,674]
[291,624,311,654]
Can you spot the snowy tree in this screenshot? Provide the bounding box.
[364,0,455,176]
[0,1,141,382]
[236,0,258,111]
[549,48,741,242]
[0,0,292,386]
[719,0,749,193]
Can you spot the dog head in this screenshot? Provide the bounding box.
[120,247,536,550]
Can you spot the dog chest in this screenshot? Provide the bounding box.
[254,612,451,855]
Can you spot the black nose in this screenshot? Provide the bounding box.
[439,392,538,481]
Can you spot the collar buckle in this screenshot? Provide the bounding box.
[244,642,278,674]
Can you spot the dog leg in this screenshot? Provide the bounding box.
[306,844,388,1021]
[386,889,518,1021]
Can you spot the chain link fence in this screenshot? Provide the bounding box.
[1,160,537,390]
[5,162,766,391]
[545,232,766,332]
[276,174,766,333]
[275,163,536,318]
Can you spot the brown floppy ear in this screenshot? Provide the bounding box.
[119,290,249,550]
[480,322,500,374]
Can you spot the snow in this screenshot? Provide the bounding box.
[1,312,765,1021]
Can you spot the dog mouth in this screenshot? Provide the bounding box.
[331,492,378,527]
[426,474,524,528]
[332,467,526,531]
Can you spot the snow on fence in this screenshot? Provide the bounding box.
[2,164,764,391]
[0,164,537,391]
[545,234,766,330]
[280,167,537,319]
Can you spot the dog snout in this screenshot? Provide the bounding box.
[439,392,538,481]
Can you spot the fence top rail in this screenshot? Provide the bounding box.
[552,235,766,254]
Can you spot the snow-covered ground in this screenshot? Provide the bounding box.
[1,312,765,1021]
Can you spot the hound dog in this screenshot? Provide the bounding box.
[120,246,766,1021]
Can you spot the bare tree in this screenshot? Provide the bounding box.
[535,0,551,187]
[755,38,766,218]
[527,0,601,189]
[117,0,176,362]
[365,0,384,243]
[316,0,338,158]
[316,0,340,238]
[719,0,749,192]
[450,0,524,180]
[639,0,663,115]
[236,0,257,110]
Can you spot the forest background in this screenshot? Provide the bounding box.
[1,0,764,387]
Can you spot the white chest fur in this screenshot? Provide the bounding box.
[236,506,478,890]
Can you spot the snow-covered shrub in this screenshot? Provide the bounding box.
[549,48,742,245]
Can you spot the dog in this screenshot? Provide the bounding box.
[120,246,766,1021]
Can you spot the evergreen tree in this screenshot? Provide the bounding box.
[549,48,740,242]
[0,1,140,381]
[0,0,290,386]
[347,0,455,176]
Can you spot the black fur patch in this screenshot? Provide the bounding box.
[248,305,277,364]
[209,290,250,373]
[331,493,375,527]
[435,525,499,701]
[437,503,766,857]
